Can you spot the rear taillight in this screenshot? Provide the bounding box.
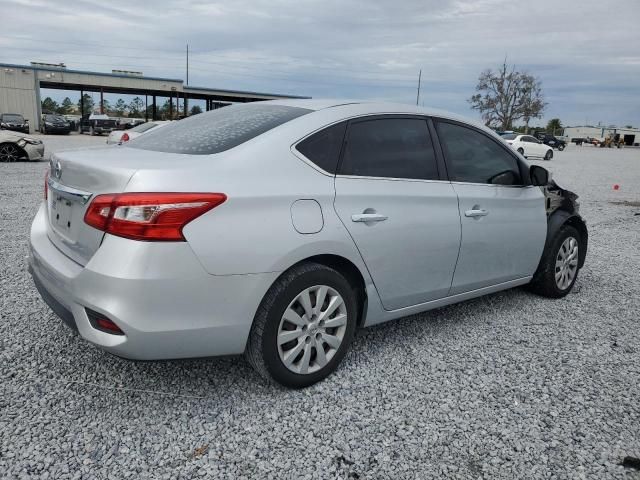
[44,170,49,200]
[121,132,130,142]
[84,192,226,241]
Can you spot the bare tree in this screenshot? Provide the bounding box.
[469,61,546,131]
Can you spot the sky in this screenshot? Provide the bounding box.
[1,0,639,127]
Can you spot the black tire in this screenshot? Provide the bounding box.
[517,147,525,156]
[528,225,581,298]
[558,144,565,151]
[245,262,358,388]
[544,149,553,160]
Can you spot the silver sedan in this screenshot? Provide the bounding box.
[29,100,587,387]
[0,130,44,162]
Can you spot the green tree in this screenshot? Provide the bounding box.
[546,118,562,133]
[77,94,94,115]
[60,97,75,114]
[112,99,127,116]
[41,97,59,114]
[101,99,112,115]
[189,105,203,115]
[128,97,144,117]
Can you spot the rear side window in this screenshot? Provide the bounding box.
[128,104,311,155]
[436,121,522,185]
[339,118,439,180]
[295,122,346,173]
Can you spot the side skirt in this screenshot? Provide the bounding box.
[362,276,532,327]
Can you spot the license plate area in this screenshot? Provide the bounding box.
[51,196,75,235]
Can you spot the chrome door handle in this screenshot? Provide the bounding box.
[464,209,489,218]
[351,213,388,223]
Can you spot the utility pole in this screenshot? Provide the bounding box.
[416,69,422,106]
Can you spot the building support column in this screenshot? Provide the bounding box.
[152,95,157,121]
[145,95,148,122]
[100,88,104,114]
[80,89,85,118]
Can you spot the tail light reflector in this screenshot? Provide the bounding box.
[86,309,124,335]
[84,192,226,241]
[121,132,130,142]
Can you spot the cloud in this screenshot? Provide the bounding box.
[1,0,639,125]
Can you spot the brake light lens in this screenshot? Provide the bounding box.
[84,193,226,241]
[121,132,130,143]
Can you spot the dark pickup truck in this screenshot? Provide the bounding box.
[534,132,566,151]
[79,114,118,135]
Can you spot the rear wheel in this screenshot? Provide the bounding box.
[544,149,553,160]
[558,144,565,151]
[246,263,358,388]
[0,143,21,162]
[528,225,580,298]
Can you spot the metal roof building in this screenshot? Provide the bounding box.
[0,62,309,132]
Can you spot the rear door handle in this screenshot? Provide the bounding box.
[464,209,489,218]
[351,213,388,223]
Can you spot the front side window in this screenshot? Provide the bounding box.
[128,104,311,155]
[436,121,522,185]
[295,122,347,174]
[339,118,439,180]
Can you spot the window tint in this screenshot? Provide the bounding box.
[436,121,522,185]
[501,133,517,140]
[128,104,311,155]
[340,118,438,180]
[523,136,538,143]
[296,122,346,173]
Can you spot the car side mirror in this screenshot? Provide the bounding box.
[530,165,549,186]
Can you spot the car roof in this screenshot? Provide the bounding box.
[265,99,494,136]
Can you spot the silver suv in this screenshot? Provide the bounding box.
[29,100,587,387]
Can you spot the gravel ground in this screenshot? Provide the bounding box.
[1,140,639,479]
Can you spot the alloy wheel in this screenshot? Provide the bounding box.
[555,236,578,290]
[0,144,20,162]
[277,285,348,375]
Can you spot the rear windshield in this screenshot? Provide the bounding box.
[501,133,517,140]
[130,122,158,133]
[2,114,24,123]
[127,104,311,155]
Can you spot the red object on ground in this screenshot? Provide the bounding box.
[613,184,620,190]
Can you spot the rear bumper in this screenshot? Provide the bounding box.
[28,203,279,360]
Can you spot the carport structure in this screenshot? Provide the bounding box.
[0,62,308,132]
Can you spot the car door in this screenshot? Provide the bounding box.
[333,116,461,310]
[525,135,547,157]
[434,120,547,294]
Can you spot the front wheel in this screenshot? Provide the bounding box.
[517,147,525,157]
[245,263,358,388]
[544,149,553,160]
[558,144,565,151]
[528,225,580,298]
[0,143,22,162]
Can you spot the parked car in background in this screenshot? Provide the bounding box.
[534,132,566,151]
[29,100,587,387]
[0,113,30,134]
[106,121,171,145]
[41,114,71,135]
[502,133,555,160]
[0,130,44,162]
[79,114,118,135]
